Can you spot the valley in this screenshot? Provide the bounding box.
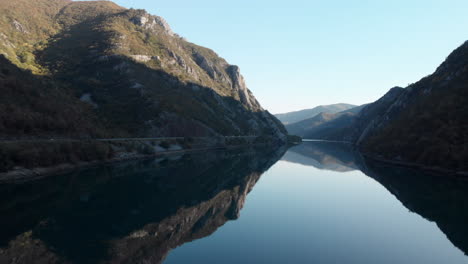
[0,1,467,263]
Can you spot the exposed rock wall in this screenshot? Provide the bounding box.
[0,0,287,141]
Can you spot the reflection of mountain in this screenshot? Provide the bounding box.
[283,141,468,256]
[0,146,286,264]
[360,161,468,256]
[282,141,358,172]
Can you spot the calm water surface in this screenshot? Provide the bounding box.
[1,142,467,264]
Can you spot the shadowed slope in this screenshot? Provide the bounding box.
[0,0,287,140]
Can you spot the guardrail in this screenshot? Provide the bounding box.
[0,136,261,143]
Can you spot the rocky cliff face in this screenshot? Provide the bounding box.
[0,0,286,140]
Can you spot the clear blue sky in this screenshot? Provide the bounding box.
[110,0,468,114]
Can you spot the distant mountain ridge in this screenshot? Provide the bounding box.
[275,103,356,125]
[284,104,366,139]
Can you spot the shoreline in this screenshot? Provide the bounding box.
[0,144,276,184]
[360,152,468,179]
[301,139,468,178]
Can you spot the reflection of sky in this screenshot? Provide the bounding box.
[165,158,467,264]
[281,150,357,172]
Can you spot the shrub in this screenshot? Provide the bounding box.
[137,143,155,155]
[159,141,170,149]
[0,147,14,172]
[0,141,115,172]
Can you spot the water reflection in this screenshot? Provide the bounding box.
[2,142,467,264]
[360,161,468,256]
[285,141,468,256]
[0,146,287,264]
[283,141,358,172]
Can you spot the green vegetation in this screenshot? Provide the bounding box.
[364,79,468,170]
[0,55,108,138]
[0,0,68,73]
[159,141,170,149]
[0,0,285,139]
[0,141,113,172]
[0,136,278,173]
[0,0,287,173]
[225,137,249,146]
[362,42,468,171]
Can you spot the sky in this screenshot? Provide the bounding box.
[108,0,468,114]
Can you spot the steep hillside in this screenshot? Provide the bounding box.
[339,87,405,143]
[0,0,286,140]
[316,41,468,171]
[275,103,356,125]
[362,42,468,171]
[0,0,71,73]
[0,56,106,138]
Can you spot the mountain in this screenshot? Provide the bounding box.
[361,41,468,171]
[284,104,366,138]
[309,41,468,172]
[339,87,405,144]
[275,103,356,125]
[0,0,286,140]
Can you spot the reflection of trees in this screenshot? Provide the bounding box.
[0,146,286,264]
[359,160,468,256]
[283,141,468,256]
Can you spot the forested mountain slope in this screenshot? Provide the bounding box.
[306,41,468,171]
[0,0,286,139]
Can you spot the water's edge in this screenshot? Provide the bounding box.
[0,143,282,183]
[303,139,468,178]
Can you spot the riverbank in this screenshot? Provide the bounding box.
[0,147,223,183]
[0,136,285,183]
[360,151,468,179]
[301,139,468,178]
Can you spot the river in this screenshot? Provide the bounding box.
[0,142,467,263]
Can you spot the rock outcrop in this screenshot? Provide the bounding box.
[130,10,175,36]
[0,0,287,140]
